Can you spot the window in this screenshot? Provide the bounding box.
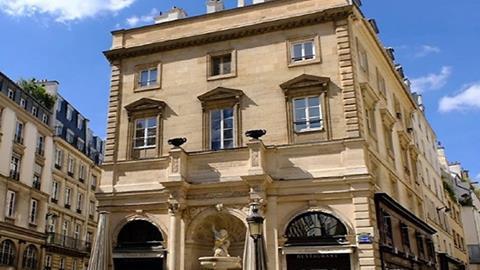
[56,96,63,112]
[211,54,232,76]
[89,200,95,218]
[293,96,323,132]
[377,69,386,96]
[48,216,56,233]
[7,88,15,100]
[79,164,86,181]
[400,223,411,250]
[365,106,377,136]
[55,148,64,168]
[210,108,234,150]
[66,105,73,120]
[36,135,45,156]
[10,155,21,180]
[33,163,42,190]
[52,181,59,202]
[291,40,316,62]
[5,190,16,218]
[86,232,93,247]
[73,259,78,270]
[416,233,425,257]
[381,211,393,246]
[77,138,85,152]
[0,240,15,266]
[91,175,97,190]
[384,124,394,156]
[22,245,38,270]
[31,106,38,117]
[20,98,27,109]
[77,193,84,212]
[55,120,63,136]
[65,187,72,208]
[29,199,38,224]
[14,121,23,144]
[62,221,70,243]
[138,67,158,87]
[357,39,369,73]
[67,156,75,176]
[60,257,65,270]
[66,129,75,143]
[134,117,157,149]
[74,224,81,240]
[77,115,84,129]
[42,114,49,124]
[45,255,52,269]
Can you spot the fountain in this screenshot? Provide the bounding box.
[198,226,242,270]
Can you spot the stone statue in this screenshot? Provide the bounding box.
[212,225,230,257]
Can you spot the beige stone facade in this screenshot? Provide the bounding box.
[99,0,467,269]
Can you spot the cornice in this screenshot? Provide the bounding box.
[104,6,352,62]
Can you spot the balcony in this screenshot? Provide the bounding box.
[46,233,89,253]
[67,171,74,177]
[55,163,62,170]
[9,170,20,181]
[64,204,71,209]
[36,148,45,156]
[76,209,82,214]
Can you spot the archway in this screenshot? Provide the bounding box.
[114,220,166,270]
[186,212,247,270]
[284,211,352,270]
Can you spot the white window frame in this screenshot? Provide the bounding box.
[65,187,72,206]
[15,121,23,142]
[55,121,63,136]
[36,135,44,155]
[10,155,21,179]
[60,257,65,270]
[292,96,323,132]
[67,156,75,174]
[31,106,38,117]
[55,148,63,167]
[66,105,73,121]
[52,181,59,200]
[77,193,84,211]
[290,39,316,63]
[66,129,75,143]
[91,174,97,188]
[42,114,48,124]
[89,200,95,216]
[5,190,16,218]
[45,255,52,268]
[7,88,15,100]
[29,199,38,224]
[56,97,63,112]
[77,138,85,152]
[20,98,27,108]
[210,53,232,76]
[209,108,235,150]
[138,67,158,88]
[77,115,84,129]
[133,117,157,149]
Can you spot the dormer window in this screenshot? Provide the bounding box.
[31,106,38,117]
[66,105,73,121]
[7,88,15,100]
[20,98,27,109]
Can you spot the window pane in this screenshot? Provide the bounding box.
[308,96,320,107]
[212,57,221,76]
[224,118,233,129]
[295,108,306,121]
[294,98,306,109]
[222,55,232,74]
[146,138,156,146]
[135,129,144,138]
[211,141,221,151]
[293,44,302,60]
[211,110,221,122]
[304,42,314,59]
[310,118,322,129]
[223,129,233,139]
[295,122,307,132]
[147,118,157,128]
[223,108,233,118]
[134,139,144,148]
[140,71,149,86]
[136,119,145,129]
[308,107,320,118]
[147,128,156,137]
[223,140,234,149]
[149,68,158,83]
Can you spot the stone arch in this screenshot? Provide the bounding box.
[280,205,354,239]
[185,206,248,270]
[112,214,167,247]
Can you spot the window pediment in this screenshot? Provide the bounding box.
[198,87,244,103]
[280,74,330,95]
[125,98,166,117]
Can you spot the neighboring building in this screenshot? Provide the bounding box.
[0,72,54,270]
[41,81,104,270]
[91,0,466,270]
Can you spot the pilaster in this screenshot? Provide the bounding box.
[104,61,122,163]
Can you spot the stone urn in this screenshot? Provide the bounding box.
[199,256,242,270]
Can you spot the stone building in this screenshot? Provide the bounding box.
[98,0,466,269]
[42,81,104,270]
[0,72,54,270]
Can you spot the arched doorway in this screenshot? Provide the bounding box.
[283,211,352,270]
[114,220,166,270]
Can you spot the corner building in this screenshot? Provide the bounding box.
[99,0,458,269]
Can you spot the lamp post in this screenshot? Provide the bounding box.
[246,202,267,270]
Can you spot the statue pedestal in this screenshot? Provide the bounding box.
[199,256,242,270]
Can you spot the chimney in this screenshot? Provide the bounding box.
[36,80,59,97]
[155,6,187,24]
[462,170,470,180]
[207,0,224,13]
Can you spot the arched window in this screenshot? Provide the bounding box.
[117,220,163,248]
[22,245,37,270]
[285,211,347,246]
[0,240,16,266]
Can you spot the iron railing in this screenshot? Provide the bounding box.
[46,233,89,252]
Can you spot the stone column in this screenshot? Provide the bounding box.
[167,197,183,270]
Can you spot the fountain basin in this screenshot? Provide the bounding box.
[199,256,242,270]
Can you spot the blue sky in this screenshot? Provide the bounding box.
[0,0,478,179]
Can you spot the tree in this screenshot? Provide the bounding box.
[17,78,56,110]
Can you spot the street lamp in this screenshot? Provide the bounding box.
[246,202,267,270]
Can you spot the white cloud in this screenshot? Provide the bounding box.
[411,66,452,93]
[439,83,480,113]
[0,0,135,22]
[125,8,158,27]
[414,45,441,58]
